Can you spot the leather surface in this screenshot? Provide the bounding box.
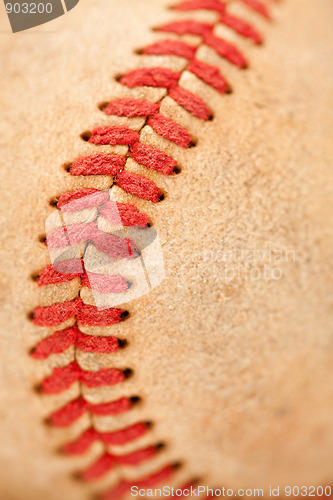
[0,0,332,498]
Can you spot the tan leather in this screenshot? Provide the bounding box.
[0,0,332,498]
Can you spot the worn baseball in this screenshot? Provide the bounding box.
[0,0,332,499]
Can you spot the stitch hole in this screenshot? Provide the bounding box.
[49,197,59,208]
[98,101,109,112]
[27,311,35,322]
[123,368,134,379]
[30,271,40,282]
[117,338,128,349]
[80,131,92,142]
[43,416,51,426]
[172,461,183,470]
[63,162,73,172]
[173,166,181,175]
[34,383,43,394]
[71,471,82,481]
[189,140,197,148]
[134,48,144,55]
[158,193,165,202]
[145,421,153,429]
[114,74,124,82]
[38,234,47,245]
[130,396,141,405]
[120,310,130,320]
[56,446,66,456]
[29,346,36,356]
[208,114,214,121]
[156,442,166,451]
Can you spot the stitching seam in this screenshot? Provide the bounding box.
[30,0,276,498]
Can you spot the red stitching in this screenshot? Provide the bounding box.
[33,298,123,327]
[80,446,158,481]
[119,67,181,89]
[88,126,140,145]
[63,422,148,453]
[31,326,120,359]
[115,170,163,202]
[103,97,161,117]
[40,361,126,394]
[130,142,177,175]
[31,0,275,496]
[143,39,198,60]
[68,153,126,176]
[51,398,136,430]
[169,86,212,120]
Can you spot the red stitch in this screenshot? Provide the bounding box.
[64,427,98,454]
[33,297,82,327]
[103,98,160,117]
[143,39,197,60]
[41,360,81,394]
[81,446,157,481]
[99,201,150,227]
[76,303,123,326]
[81,272,129,294]
[89,126,140,146]
[89,397,133,416]
[75,329,119,353]
[203,32,248,68]
[130,142,177,175]
[102,465,174,500]
[117,445,157,466]
[69,153,126,176]
[79,367,125,388]
[238,0,270,20]
[81,453,116,481]
[169,86,211,120]
[92,231,137,259]
[49,396,89,427]
[32,324,120,359]
[120,67,181,89]
[46,221,98,248]
[100,422,148,446]
[219,12,262,44]
[57,398,134,435]
[37,263,82,286]
[57,189,109,211]
[32,326,78,359]
[174,0,226,13]
[188,59,229,93]
[148,114,193,148]
[158,19,213,37]
[41,361,125,394]
[115,171,162,203]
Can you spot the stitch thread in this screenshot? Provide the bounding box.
[63,421,148,454]
[31,0,274,496]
